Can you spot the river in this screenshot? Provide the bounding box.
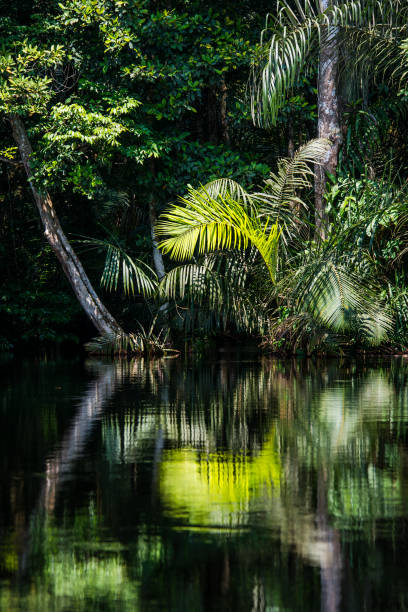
[1,354,408,610]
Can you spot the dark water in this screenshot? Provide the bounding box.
[1,356,408,611]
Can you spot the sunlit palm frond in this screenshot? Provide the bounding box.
[252,138,331,247]
[159,253,269,334]
[101,243,157,296]
[251,23,316,128]
[159,261,214,300]
[256,138,330,206]
[156,187,281,282]
[80,238,157,296]
[196,178,252,206]
[159,250,255,302]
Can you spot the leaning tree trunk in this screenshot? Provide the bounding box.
[315,0,342,239]
[10,114,124,336]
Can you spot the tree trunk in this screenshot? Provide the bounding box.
[220,77,230,146]
[10,114,124,336]
[315,0,342,239]
[148,196,166,281]
[288,121,295,158]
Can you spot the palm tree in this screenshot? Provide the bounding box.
[156,139,392,349]
[250,0,408,235]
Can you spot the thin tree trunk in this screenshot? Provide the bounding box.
[220,77,230,146]
[315,0,342,239]
[148,196,166,281]
[288,121,295,158]
[10,114,124,336]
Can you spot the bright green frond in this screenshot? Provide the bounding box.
[156,187,281,282]
[196,178,252,206]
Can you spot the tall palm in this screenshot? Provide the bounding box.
[250,0,408,234]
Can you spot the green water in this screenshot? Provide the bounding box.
[1,355,408,611]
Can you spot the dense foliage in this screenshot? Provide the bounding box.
[1,0,408,354]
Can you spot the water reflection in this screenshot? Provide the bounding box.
[41,362,117,515]
[1,357,408,610]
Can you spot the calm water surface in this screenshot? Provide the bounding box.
[1,355,408,611]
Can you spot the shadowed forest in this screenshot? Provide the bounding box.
[1,0,408,355]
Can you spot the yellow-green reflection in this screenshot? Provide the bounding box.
[160,429,281,528]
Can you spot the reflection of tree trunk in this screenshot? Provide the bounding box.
[151,427,164,504]
[317,467,342,612]
[10,114,123,336]
[221,551,230,595]
[251,577,265,612]
[315,0,341,239]
[41,364,117,513]
[19,362,119,573]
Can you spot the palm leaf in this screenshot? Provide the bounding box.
[159,261,215,300]
[252,138,331,247]
[195,178,252,206]
[251,0,407,127]
[79,238,157,296]
[156,187,281,282]
[294,261,393,343]
[159,252,269,334]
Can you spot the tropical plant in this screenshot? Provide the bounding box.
[158,251,271,335]
[250,0,408,128]
[79,238,157,297]
[273,253,393,350]
[250,0,408,235]
[157,139,393,351]
[85,318,179,356]
[157,139,331,273]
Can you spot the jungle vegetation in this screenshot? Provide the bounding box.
[1,0,408,355]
